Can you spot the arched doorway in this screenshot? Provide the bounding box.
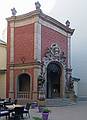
[17,73,30,99]
[47,62,62,98]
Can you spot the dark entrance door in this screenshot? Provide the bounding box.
[47,62,62,98]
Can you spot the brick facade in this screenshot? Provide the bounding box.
[6,7,74,100]
[6,22,35,98]
[14,24,34,64]
[41,25,68,61]
[6,22,11,97]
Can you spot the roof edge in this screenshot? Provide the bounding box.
[0,39,7,45]
[39,13,75,35]
[6,9,74,35]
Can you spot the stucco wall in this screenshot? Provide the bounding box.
[0,74,6,98]
[0,44,7,69]
[0,43,7,98]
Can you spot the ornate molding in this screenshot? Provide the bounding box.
[43,43,66,67]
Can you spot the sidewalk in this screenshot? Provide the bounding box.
[30,101,87,120]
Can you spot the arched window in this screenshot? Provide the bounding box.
[18,73,30,91]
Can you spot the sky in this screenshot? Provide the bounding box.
[0,0,87,95]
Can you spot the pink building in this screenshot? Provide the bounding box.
[6,2,74,103]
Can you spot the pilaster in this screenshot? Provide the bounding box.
[34,18,41,62]
[66,33,72,82]
[67,33,71,69]
[9,19,15,98]
[33,18,41,100]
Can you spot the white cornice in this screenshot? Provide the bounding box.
[7,9,74,35]
[6,10,41,21]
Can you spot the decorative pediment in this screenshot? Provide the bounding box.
[43,43,66,66]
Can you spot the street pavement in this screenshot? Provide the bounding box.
[30,101,87,120]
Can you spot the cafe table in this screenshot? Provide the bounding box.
[6,104,24,109]
[6,104,25,119]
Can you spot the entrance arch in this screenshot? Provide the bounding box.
[47,61,62,98]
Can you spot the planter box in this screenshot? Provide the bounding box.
[42,112,49,120]
[31,102,38,109]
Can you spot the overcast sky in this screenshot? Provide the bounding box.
[0,0,87,86]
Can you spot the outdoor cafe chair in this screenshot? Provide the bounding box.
[13,99,17,105]
[0,110,10,119]
[12,106,24,120]
[23,103,31,118]
[0,105,10,119]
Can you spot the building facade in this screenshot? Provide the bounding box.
[0,40,7,98]
[6,2,74,101]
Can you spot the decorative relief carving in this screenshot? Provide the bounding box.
[43,43,66,66]
[21,57,25,64]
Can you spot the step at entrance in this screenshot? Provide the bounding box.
[46,98,76,107]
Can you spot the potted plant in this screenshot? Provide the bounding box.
[42,108,51,120]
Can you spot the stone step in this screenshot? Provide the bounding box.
[78,97,87,101]
[46,98,76,107]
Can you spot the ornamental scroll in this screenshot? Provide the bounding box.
[43,43,66,66]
